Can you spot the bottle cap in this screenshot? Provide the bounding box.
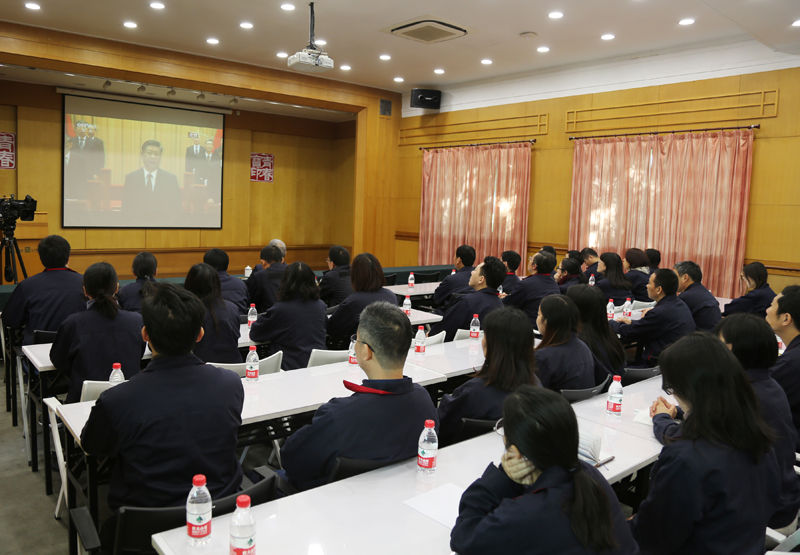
[418,326,424,330]
[192,474,206,487]
[424,419,435,428]
[250,303,255,307]
[236,495,251,508]
[473,314,479,318]
[410,272,414,275]
[112,363,121,370]
[406,295,410,299]
[626,298,631,301]
[249,345,257,351]
[613,375,622,382]
[609,299,613,303]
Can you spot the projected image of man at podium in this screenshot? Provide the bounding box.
[122,140,180,223]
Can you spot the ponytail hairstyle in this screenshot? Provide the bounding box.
[132,252,158,299]
[503,386,617,552]
[184,263,224,333]
[537,294,579,349]
[83,262,120,320]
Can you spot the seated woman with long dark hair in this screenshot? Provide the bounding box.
[632,332,796,554]
[595,252,633,306]
[567,284,626,377]
[51,262,146,403]
[722,261,777,317]
[555,257,588,294]
[451,386,639,554]
[623,248,651,302]
[250,261,327,370]
[534,295,601,391]
[117,251,157,313]
[437,307,539,446]
[184,263,241,364]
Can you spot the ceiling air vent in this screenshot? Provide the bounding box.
[387,17,471,44]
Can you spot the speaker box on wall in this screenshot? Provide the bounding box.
[410,89,441,110]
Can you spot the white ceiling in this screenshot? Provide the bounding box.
[1,0,799,99]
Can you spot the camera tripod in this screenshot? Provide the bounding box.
[1,226,28,284]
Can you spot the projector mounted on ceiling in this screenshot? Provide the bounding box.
[288,2,334,73]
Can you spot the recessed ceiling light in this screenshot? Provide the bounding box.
[380,54,391,60]
[793,20,800,27]
[434,69,445,74]
[394,77,404,82]
[25,3,40,9]
[679,18,695,25]
[549,12,563,19]
[124,21,137,28]
[601,34,615,40]
[481,59,493,65]
[281,3,295,10]
[277,52,288,58]
[150,2,165,8]
[340,65,351,70]
[537,46,550,52]
[207,38,219,44]
[240,22,253,29]
[316,39,326,45]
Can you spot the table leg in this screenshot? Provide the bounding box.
[28,368,38,472]
[5,355,10,413]
[42,374,53,495]
[66,432,77,555]
[11,353,18,427]
[87,455,98,525]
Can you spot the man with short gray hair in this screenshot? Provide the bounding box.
[269,238,287,266]
[280,301,438,491]
[673,260,721,332]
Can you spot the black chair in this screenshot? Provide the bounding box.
[561,374,611,403]
[327,457,395,484]
[33,330,58,344]
[450,418,496,446]
[384,273,397,286]
[413,272,440,284]
[621,366,661,386]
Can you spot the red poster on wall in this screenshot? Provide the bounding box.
[0,133,17,169]
[250,153,274,182]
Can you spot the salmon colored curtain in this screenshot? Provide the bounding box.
[570,130,753,298]
[419,144,531,270]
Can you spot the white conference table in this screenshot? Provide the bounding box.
[406,338,486,378]
[387,281,441,298]
[407,308,443,326]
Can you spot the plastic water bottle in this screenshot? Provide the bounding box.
[622,298,632,318]
[498,285,503,295]
[403,295,412,316]
[606,299,615,321]
[109,363,124,386]
[469,314,480,340]
[186,474,212,546]
[589,274,595,286]
[417,419,438,474]
[245,345,259,381]
[451,269,456,275]
[247,304,257,328]
[244,265,252,278]
[606,375,623,415]
[414,326,426,354]
[348,338,358,364]
[230,495,256,555]
[408,272,415,289]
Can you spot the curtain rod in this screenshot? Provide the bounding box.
[568,124,760,141]
[418,139,536,150]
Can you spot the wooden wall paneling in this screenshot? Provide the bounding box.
[0,104,17,197]
[590,86,661,133]
[748,137,800,206]
[330,137,355,247]
[739,69,799,138]
[351,108,369,255]
[656,76,742,130]
[768,274,800,293]
[145,228,201,249]
[745,204,800,263]
[85,228,146,250]
[394,238,419,267]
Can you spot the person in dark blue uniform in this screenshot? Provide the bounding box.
[204,248,249,314]
[567,249,584,266]
[247,245,285,313]
[430,256,505,341]
[184,263,241,364]
[631,333,792,554]
[645,248,660,275]
[327,253,398,348]
[451,386,639,555]
[623,248,652,302]
[50,262,146,404]
[281,301,438,491]
[437,307,539,447]
[2,235,85,345]
[567,284,627,377]
[319,245,355,307]
[768,285,800,450]
[534,295,604,391]
[250,262,327,370]
[81,283,244,550]
[610,269,695,365]
[723,261,776,317]
[555,257,587,294]
[502,251,559,328]
[500,250,522,294]
[580,248,603,281]
[596,252,633,306]
[673,260,721,331]
[433,244,476,311]
[117,251,157,314]
[540,245,559,277]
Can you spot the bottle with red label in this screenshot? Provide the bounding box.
[109,362,124,386]
[403,295,412,316]
[247,304,257,328]
[451,269,456,275]
[417,419,438,475]
[186,474,212,546]
[245,345,259,381]
[408,272,415,289]
[622,298,632,318]
[348,337,358,365]
[230,494,256,555]
[414,326,426,354]
[469,314,480,339]
[606,299,615,321]
[589,274,595,286]
[606,375,623,415]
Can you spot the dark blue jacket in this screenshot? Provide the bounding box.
[502,273,560,328]
[451,462,640,555]
[631,420,786,555]
[319,264,355,307]
[247,262,285,313]
[610,294,695,363]
[218,271,249,314]
[534,335,599,391]
[678,281,721,332]
[501,272,521,295]
[280,377,438,491]
[50,306,146,404]
[583,262,603,282]
[625,270,651,302]
[117,277,156,313]
[327,288,398,344]
[193,299,241,364]
[596,277,633,306]
[2,268,86,345]
[434,266,475,308]
[770,336,800,450]
[81,353,244,510]
[723,283,776,317]
[579,333,626,377]
[558,275,583,294]
[250,297,327,370]
[430,288,503,342]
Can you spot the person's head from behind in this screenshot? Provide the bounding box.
[38,235,71,269]
[672,261,702,293]
[203,248,229,272]
[580,248,599,265]
[741,261,768,292]
[659,332,773,458]
[566,284,606,330]
[141,283,206,357]
[502,386,618,552]
[539,245,557,257]
[83,262,119,319]
[567,250,585,267]
[351,252,386,292]
[469,256,506,291]
[278,261,319,302]
[715,313,778,371]
[530,251,556,276]
[501,250,521,273]
[646,248,661,269]
[766,285,800,341]
[327,245,350,269]
[623,248,650,272]
[356,301,412,376]
[537,295,579,348]
[184,263,222,304]
[140,140,163,172]
[260,245,282,267]
[476,307,537,391]
[648,268,678,302]
[268,238,286,260]
[455,245,476,269]
[132,251,157,279]
[204,139,214,154]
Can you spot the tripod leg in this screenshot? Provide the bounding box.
[12,237,27,281]
[8,240,18,285]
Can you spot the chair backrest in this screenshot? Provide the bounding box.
[113,471,278,555]
[383,273,397,286]
[307,349,348,367]
[326,304,339,316]
[631,300,656,311]
[327,457,394,484]
[453,328,473,342]
[621,366,661,386]
[80,380,113,402]
[451,418,496,445]
[427,331,446,346]
[212,361,247,378]
[413,272,440,284]
[33,329,58,344]
[259,351,283,375]
[561,374,611,403]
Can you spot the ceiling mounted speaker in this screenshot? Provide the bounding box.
[410,89,441,110]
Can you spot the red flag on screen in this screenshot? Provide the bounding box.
[213,128,223,151]
[65,114,76,138]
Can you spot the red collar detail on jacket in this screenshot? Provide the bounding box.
[343,380,397,395]
[44,267,76,272]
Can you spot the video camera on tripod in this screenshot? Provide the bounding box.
[0,195,37,284]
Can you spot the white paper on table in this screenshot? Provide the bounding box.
[403,483,465,529]
[633,410,654,425]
